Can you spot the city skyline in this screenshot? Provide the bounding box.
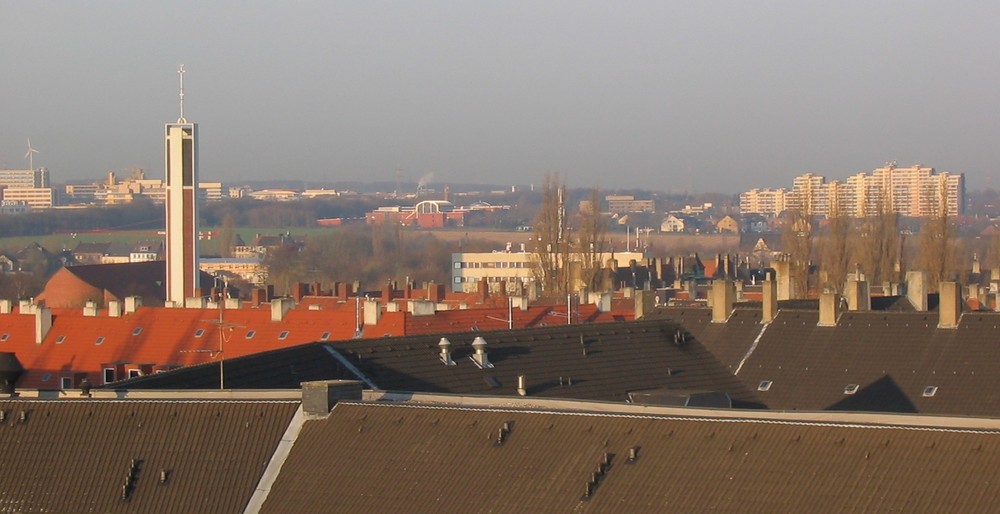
[2,2,999,193]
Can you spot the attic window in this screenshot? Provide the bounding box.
[245,330,256,340]
[844,384,860,395]
[0,334,7,342]
[278,331,289,340]
[757,380,773,392]
[55,335,66,344]
[132,327,142,336]
[194,328,205,338]
[41,373,51,382]
[320,331,331,341]
[95,337,105,346]
[60,377,71,390]
[923,386,938,397]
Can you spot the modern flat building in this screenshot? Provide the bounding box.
[451,250,644,292]
[0,187,55,209]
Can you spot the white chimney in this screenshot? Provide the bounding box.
[818,291,839,327]
[363,299,381,326]
[35,307,52,344]
[845,279,871,311]
[225,297,242,309]
[185,297,206,309]
[906,271,928,311]
[517,375,527,396]
[711,280,735,323]
[0,300,11,314]
[107,300,122,317]
[761,277,777,323]
[938,281,961,329]
[83,301,98,317]
[271,298,294,322]
[124,296,143,314]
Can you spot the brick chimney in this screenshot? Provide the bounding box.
[477,278,488,303]
[938,281,961,329]
[251,288,266,307]
[301,380,363,417]
[428,282,444,303]
[711,280,735,323]
[292,283,309,302]
[381,282,393,302]
[336,282,350,301]
[818,290,839,327]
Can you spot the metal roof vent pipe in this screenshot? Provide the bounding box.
[517,375,527,396]
[0,353,24,395]
[470,336,494,369]
[439,337,456,366]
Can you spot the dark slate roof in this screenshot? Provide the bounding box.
[640,307,764,372]
[109,343,365,389]
[260,402,1000,514]
[0,399,297,513]
[118,320,762,408]
[737,310,1000,417]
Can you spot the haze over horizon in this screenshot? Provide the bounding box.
[2,2,998,194]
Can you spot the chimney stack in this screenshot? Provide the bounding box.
[301,380,363,417]
[818,290,839,327]
[124,296,143,314]
[439,337,455,365]
[938,281,961,329]
[845,278,871,311]
[35,307,52,344]
[761,275,777,323]
[271,298,294,322]
[363,299,381,326]
[711,280,735,323]
[772,258,794,300]
[107,300,122,317]
[905,271,928,311]
[83,301,99,317]
[0,300,10,314]
[471,336,493,369]
[634,290,655,320]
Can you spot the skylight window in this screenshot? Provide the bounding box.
[922,386,938,397]
[278,331,289,340]
[245,330,256,340]
[95,337,105,346]
[0,334,8,342]
[194,328,205,338]
[55,335,66,344]
[757,380,773,392]
[132,327,142,336]
[320,331,331,341]
[844,384,860,395]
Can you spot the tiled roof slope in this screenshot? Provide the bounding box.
[341,320,757,405]
[261,402,1000,513]
[738,310,1000,416]
[643,308,764,371]
[0,399,297,513]
[108,343,363,389]
[116,320,760,406]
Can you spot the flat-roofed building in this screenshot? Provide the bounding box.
[0,187,55,209]
[606,195,655,214]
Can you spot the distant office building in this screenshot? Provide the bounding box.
[0,187,55,209]
[606,195,655,214]
[451,250,644,293]
[0,168,49,189]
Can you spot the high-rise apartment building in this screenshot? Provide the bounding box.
[739,163,964,217]
[0,168,49,189]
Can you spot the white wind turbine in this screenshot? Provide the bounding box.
[24,139,39,171]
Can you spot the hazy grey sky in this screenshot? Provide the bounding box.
[2,1,998,193]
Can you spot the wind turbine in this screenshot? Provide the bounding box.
[24,139,39,171]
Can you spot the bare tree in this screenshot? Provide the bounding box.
[820,202,851,292]
[782,206,812,298]
[576,187,609,292]
[530,174,569,295]
[851,195,900,286]
[916,184,951,290]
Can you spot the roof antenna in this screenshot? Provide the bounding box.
[177,64,187,123]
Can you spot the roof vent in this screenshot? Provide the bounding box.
[626,446,639,464]
[470,336,494,369]
[517,375,527,396]
[439,338,455,366]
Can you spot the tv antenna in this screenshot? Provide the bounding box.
[177,64,187,123]
[24,139,39,170]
